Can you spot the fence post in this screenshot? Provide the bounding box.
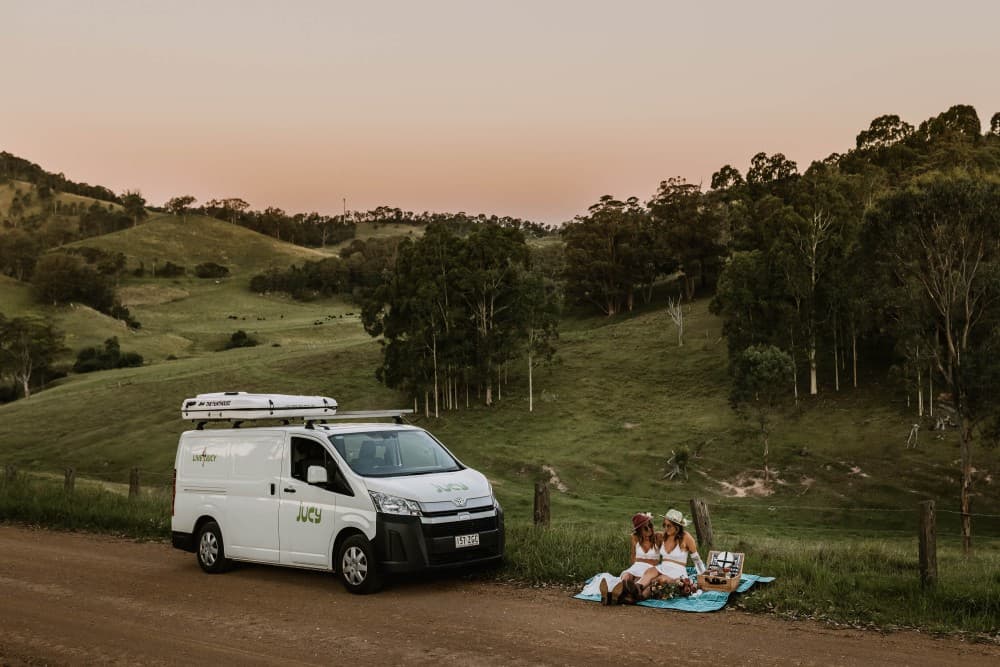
[64,467,76,494]
[690,498,714,551]
[533,481,550,527]
[129,467,141,499]
[3,464,16,486]
[918,500,937,589]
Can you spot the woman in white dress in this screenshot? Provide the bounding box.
[634,508,705,599]
[581,512,660,605]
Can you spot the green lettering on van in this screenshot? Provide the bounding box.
[192,448,218,466]
[432,482,469,493]
[295,503,322,524]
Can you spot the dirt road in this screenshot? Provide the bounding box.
[0,525,995,666]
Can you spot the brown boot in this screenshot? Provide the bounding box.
[609,581,624,605]
[599,578,610,605]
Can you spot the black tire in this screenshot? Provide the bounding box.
[336,534,382,594]
[196,521,232,574]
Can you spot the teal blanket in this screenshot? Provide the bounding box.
[575,570,774,613]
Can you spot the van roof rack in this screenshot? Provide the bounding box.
[182,392,412,428]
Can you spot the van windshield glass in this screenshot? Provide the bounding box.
[328,430,462,477]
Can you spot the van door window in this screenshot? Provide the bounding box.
[290,436,353,496]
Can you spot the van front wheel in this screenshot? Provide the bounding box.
[196,521,232,573]
[337,534,382,594]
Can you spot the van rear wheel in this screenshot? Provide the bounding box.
[337,534,382,594]
[196,521,232,573]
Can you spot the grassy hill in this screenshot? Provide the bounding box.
[64,213,327,276]
[2,289,997,539]
[2,178,998,543]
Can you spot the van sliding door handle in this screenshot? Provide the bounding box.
[283,487,296,493]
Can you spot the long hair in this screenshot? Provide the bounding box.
[662,520,687,552]
[633,519,656,553]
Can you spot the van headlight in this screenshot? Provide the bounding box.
[369,491,422,516]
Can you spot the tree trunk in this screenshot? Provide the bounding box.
[960,418,973,555]
[424,391,429,418]
[528,351,534,413]
[833,320,840,392]
[497,367,502,402]
[762,428,770,484]
[485,384,492,406]
[808,341,818,395]
[928,369,933,417]
[432,335,439,419]
[917,366,923,417]
[852,330,858,389]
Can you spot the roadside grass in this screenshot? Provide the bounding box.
[0,476,169,539]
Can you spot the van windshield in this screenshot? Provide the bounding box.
[328,430,462,478]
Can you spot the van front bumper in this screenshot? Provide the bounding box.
[374,506,504,574]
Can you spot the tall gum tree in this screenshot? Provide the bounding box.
[867,171,1000,553]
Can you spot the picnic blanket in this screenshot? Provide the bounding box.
[575,569,774,613]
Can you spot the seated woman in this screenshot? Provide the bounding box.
[634,508,705,599]
[580,512,659,605]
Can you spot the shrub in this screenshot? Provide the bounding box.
[72,337,143,373]
[155,261,185,278]
[224,330,258,350]
[194,262,229,279]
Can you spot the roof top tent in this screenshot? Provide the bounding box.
[181,392,412,428]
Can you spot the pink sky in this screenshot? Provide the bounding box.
[3,1,999,223]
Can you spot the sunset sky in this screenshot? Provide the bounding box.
[3,1,999,223]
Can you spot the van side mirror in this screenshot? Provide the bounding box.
[307,465,328,485]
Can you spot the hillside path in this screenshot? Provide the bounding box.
[0,525,996,666]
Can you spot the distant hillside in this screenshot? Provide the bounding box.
[63,213,327,276]
[0,152,120,204]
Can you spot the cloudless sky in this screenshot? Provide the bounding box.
[2,1,999,223]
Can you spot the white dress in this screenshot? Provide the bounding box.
[656,542,690,580]
[581,541,659,596]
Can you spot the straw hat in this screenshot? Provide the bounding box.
[661,508,688,527]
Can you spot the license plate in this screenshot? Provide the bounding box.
[455,533,479,548]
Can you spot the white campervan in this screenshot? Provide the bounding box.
[171,392,504,593]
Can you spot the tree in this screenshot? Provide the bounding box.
[516,265,560,412]
[729,344,794,483]
[647,177,723,300]
[0,230,41,281]
[121,190,148,227]
[561,195,648,315]
[32,253,116,312]
[0,315,65,398]
[166,195,197,221]
[855,114,915,151]
[866,172,1000,553]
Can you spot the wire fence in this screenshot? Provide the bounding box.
[3,464,998,540]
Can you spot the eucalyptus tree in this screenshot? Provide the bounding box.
[165,195,196,222]
[647,177,723,300]
[561,195,648,316]
[120,190,147,227]
[0,315,65,399]
[866,172,1000,553]
[457,224,531,405]
[729,344,794,483]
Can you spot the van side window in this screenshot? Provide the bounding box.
[290,437,353,496]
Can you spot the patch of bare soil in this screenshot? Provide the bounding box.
[1,526,997,666]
